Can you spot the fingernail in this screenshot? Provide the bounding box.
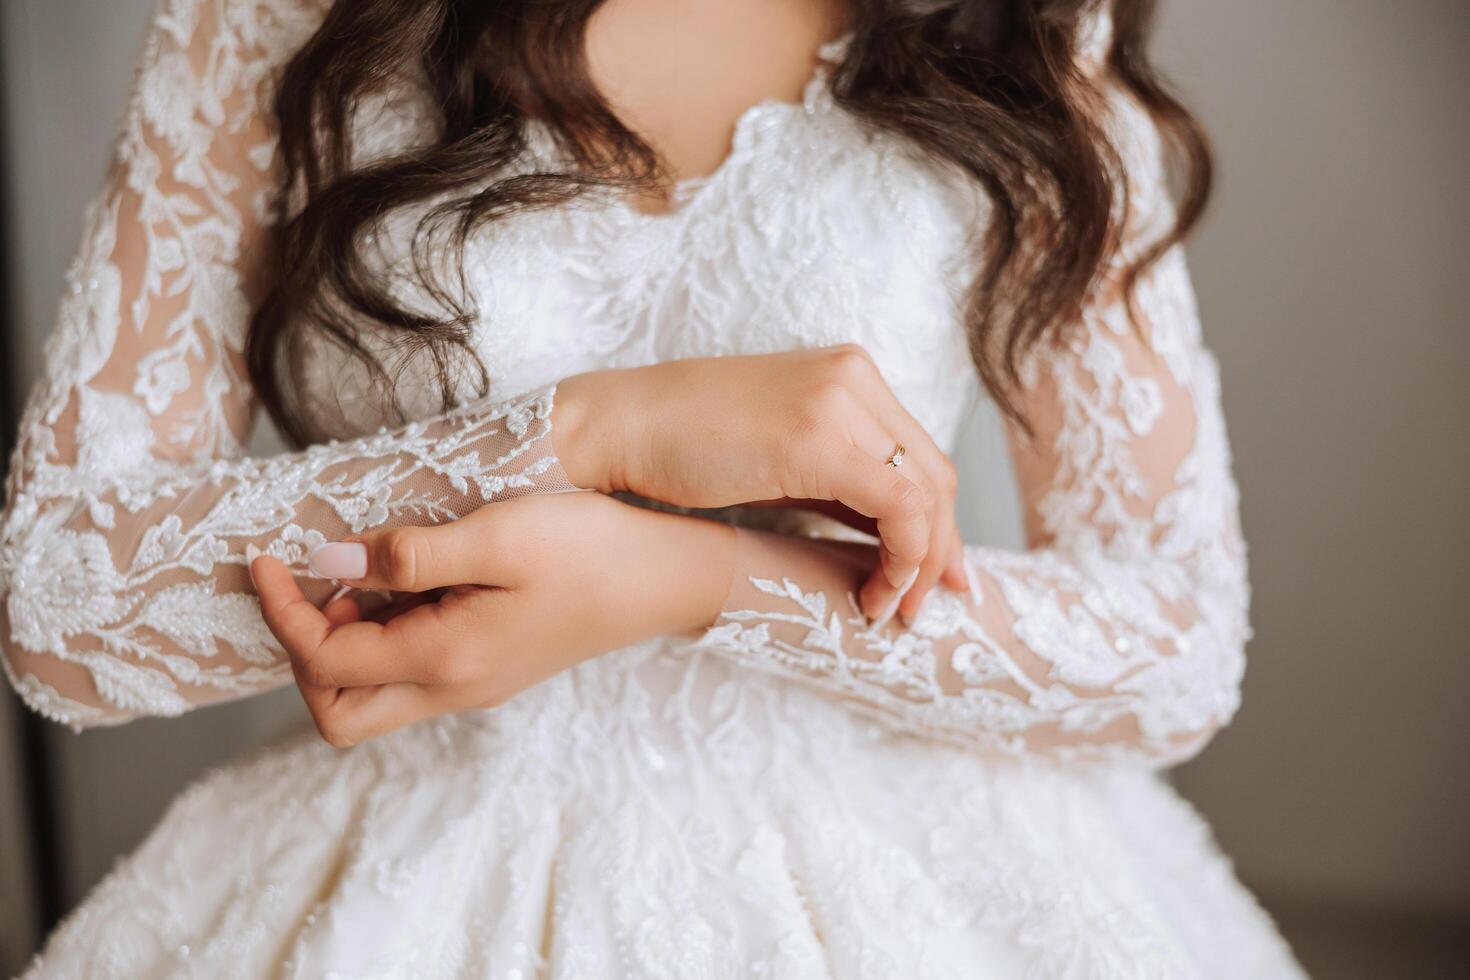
[945,554,968,591]
[308,542,367,580]
[894,569,922,626]
[872,594,900,631]
[245,544,262,588]
[886,561,920,591]
[964,560,983,607]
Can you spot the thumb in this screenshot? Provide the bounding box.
[306,513,506,592]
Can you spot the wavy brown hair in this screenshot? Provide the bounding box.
[246,0,1210,445]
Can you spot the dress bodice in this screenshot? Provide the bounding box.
[3,0,1248,770]
[5,8,1305,975]
[308,45,983,453]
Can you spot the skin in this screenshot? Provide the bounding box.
[552,350,969,617]
[253,493,737,747]
[253,0,974,746]
[586,0,852,212]
[252,349,971,747]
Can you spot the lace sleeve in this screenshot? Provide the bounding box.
[0,0,574,729]
[699,100,1247,767]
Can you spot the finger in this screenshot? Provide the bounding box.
[903,452,960,617]
[307,512,514,593]
[860,386,967,617]
[252,553,334,661]
[885,447,949,621]
[289,655,338,734]
[323,595,362,628]
[293,603,463,689]
[256,556,407,691]
[941,538,969,592]
[840,411,929,625]
[750,493,954,615]
[822,444,931,618]
[365,589,440,625]
[258,549,459,689]
[791,488,967,613]
[293,675,442,749]
[901,492,957,624]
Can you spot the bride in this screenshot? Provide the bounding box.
[1,0,1305,975]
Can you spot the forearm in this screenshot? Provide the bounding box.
[608,502,739,638]
[695,526,1244,766]
[1,386,573,728]
[547,370,635,494]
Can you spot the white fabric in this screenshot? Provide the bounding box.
[3,0,1304,976]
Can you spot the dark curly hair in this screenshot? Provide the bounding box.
[246,0,1210,444]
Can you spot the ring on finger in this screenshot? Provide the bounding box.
[885,443,906,469]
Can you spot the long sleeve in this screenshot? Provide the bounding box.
[0,0,573,729]
[699,101,1247,767]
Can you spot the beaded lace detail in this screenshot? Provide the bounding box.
[5,3,1306,978]
[706,245,1247,766]
[0,0,573,728]
[2,0,1246,767]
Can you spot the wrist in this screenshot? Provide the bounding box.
[636,509,738,634]
[550,372,617,492]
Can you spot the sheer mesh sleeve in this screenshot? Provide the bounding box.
[0,0,574,729]
[699,98,1247,767]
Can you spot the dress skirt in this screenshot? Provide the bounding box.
[24,638,1304,979]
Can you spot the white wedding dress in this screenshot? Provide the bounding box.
[1,1,1305,976]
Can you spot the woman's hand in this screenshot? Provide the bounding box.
[250,493,735,747]
[554,345,965,624]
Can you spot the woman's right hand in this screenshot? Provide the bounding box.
[552,345,966,623]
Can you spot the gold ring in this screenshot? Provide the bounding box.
[886,444,906,468]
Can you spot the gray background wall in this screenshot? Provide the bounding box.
[1159,0,1470,919]
[2,1,1467,976]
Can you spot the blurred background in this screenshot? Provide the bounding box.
[1,1,1466,976]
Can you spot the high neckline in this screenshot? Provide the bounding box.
[523,35,848,225]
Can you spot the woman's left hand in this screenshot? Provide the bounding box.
[249,492,736,747]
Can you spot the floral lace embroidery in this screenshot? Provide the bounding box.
[4,2,1303,976]
[700,242,1248,765]
[3,0,1247,767]
[0,0,572,728]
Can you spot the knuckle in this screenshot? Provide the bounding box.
[321,728,355,749]
[893,478,927,516]
[824,344,873,382]
[786,405,832,450]
[917,480,938,512]
[938,457,960,494]
[298,651,338,691]
[805,380,849,417]
[887,486,930,551]
[312,709,354,749]
[477,682,511,711]
[476,515,516,559]
[433,644,477,687]
[381,530,422,590]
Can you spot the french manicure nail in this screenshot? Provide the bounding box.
[308,542,367,580]
[945,555,968,591]
[964,560,983,607]
[245,544,262,588]
[872,594,901,631]
[899,567,919,595]
[894,570,922,626]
